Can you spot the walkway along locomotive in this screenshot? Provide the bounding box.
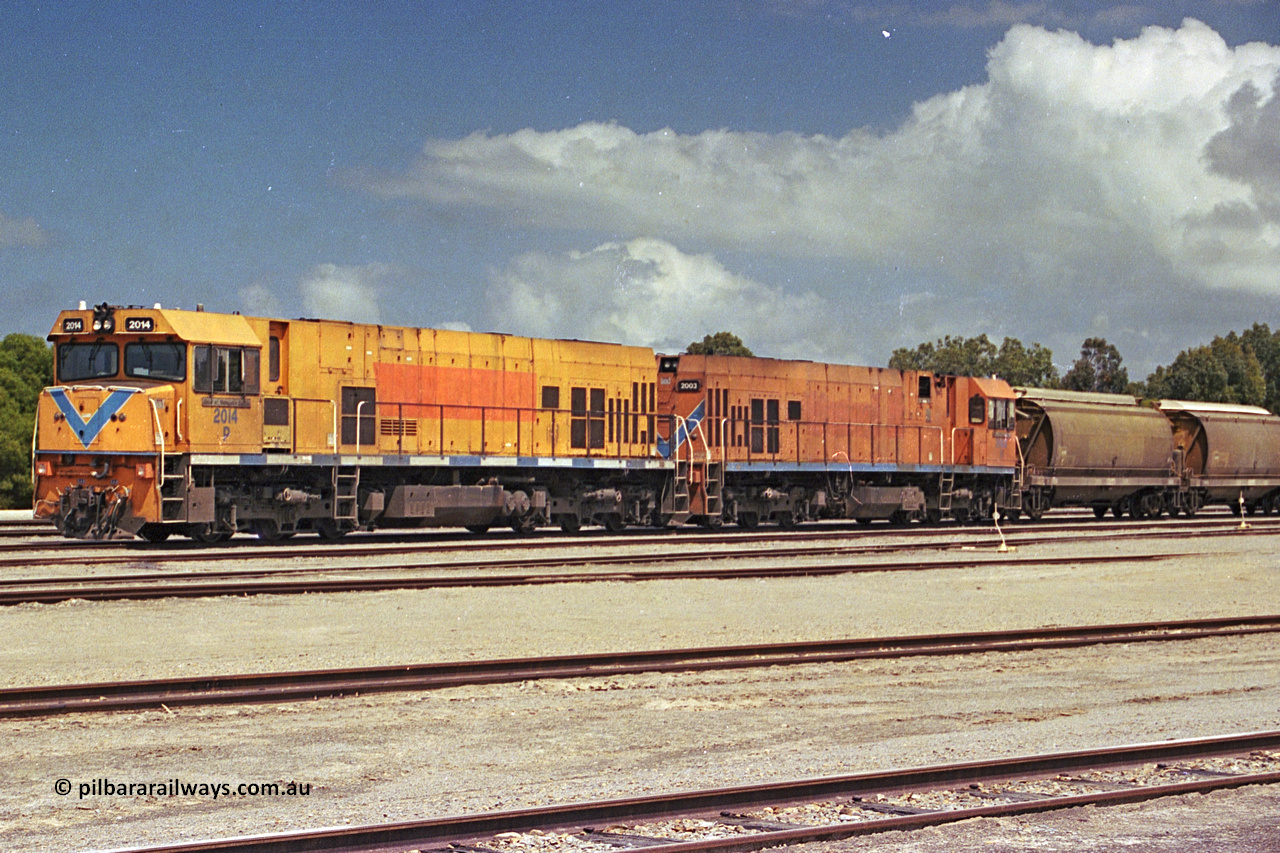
[32,303,1021,540]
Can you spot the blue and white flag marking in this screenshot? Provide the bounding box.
[656,399,706,459]
[48,387,140,449]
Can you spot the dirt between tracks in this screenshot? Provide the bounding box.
[0,529,1278,851]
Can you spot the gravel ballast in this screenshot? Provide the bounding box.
[1,525,1278,851]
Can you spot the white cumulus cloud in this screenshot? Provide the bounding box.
[359,19,1280,367]
[486,238,836,359]
[299,263,391,324]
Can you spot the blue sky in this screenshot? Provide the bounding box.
[3,2,1279,376]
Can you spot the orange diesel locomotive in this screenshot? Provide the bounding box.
[656,353,1020,527]
[33,303,1021,540]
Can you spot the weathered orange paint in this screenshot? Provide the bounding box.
[374,362,536,419]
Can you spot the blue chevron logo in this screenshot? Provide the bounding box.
[48,387,139,449]
[657,398,706,459]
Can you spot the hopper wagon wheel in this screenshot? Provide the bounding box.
[1092,505,1109,520]
[465,523,492,534]
[1139,491,1164,519]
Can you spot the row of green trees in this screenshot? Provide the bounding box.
[888,323,1280,413]
[0,334,53,509]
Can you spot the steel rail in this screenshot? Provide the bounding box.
[0,523,1208,587]
[2,512,1274,563]
[5,615,1278,718]
[99,730,1280,853]
[0,550,1196,606]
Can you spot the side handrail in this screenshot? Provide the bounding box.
[149,398,166,488]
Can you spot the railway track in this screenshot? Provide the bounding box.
[2,513,1272,581]
[5,615,1278,718]
[0,548,1198,606]
[103,730,1280,853]
[2,510,1273,561]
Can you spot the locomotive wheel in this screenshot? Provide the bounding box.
[252,520,290,541]
[190,524,232,543]
[602,512,626,533]
[510,515,538,534]
[137,524,171,543]
[736,511,760,529]
[315,519,348,540]
[557,514,581,534]
[775,511,796,529]
[649,513,672,529]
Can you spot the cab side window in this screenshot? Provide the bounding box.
[968,394,986,425]
[194,345,261,394]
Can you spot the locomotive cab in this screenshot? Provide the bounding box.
[34,303,264,539]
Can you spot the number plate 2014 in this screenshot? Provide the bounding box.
[124,317,155,332]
